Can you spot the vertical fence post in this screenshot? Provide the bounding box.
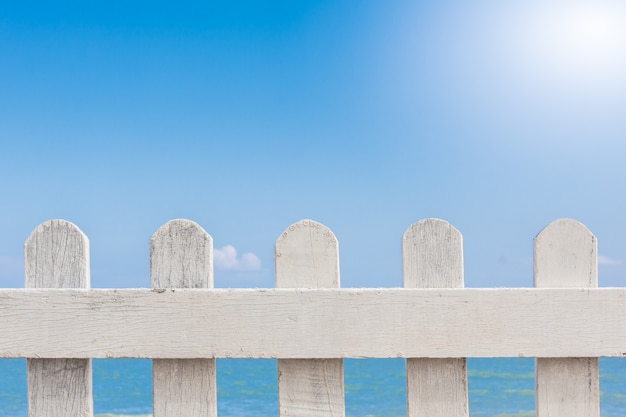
[402,218,468,417]
[275,219,344,417]
[534,218,599,416]
[150,219,216,417]
[24,219,93,417]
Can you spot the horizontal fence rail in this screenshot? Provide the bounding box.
[2,288,626,359]
[0,217,614,417]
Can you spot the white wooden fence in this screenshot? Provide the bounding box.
[1,217,622,417]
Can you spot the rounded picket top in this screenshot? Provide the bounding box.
[274,220,344,414]
[24,219,90,288]
[403,220,467,414]
[534,218,594,241]
[150,219,213,289]
[25,220,93,417]
[534,218,597,288]
[402,218,463,288]
[534,225,599,414]
[275,219,339,288]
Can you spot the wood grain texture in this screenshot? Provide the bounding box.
[3,288,626,359]
[275,219,339,289]
[24,219,92,417]
[150,220,216,417]
[25,219,90,288]
[402,218,463,289]
[534,218,597,288]
[534,219,599,417]
[275,219,344,417]
[150,219,213,289]
[403,219,468,417]
[278,359,344,417]
[152,359,216,416]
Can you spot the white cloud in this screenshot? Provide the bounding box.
[598,255,624,266]
[214,245,262,271]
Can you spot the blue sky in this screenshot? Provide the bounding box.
[1,0,625,289]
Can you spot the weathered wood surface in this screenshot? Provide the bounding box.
[403,219,467,417]
[534,219,599,417]
[275,220,344,417]
[3,288,626,358]
[152,359,216,416]
[402,218,463,288]
[275,219,340,289]
[24,220,93,417]
[150,220,216,417]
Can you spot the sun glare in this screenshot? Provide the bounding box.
[556,9,621,60]
[522,2,626,86]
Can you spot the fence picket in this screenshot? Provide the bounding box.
[24,219,92,417]
[150,219,216,417]
[534,218,599,417]
[275,219,344,417]
[402,218,468,417]
[6,216,618,415]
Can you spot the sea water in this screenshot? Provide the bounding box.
[2,358,626,416]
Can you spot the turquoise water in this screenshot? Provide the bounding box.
[1,358,626,416]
